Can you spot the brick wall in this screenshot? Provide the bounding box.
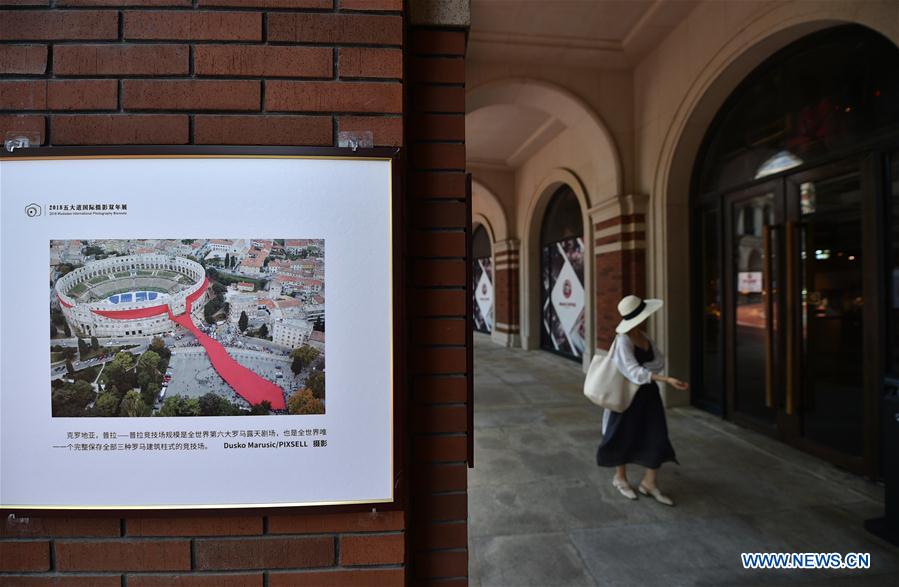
[493,244,519,340]
[594,214,646,349]
[1,1,469,585]
[406,27,469,586]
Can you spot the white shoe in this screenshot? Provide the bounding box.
[638,483,674,506]
[612,477,637,500]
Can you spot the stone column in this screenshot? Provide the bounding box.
[589,194,649,351]
[492,239,520,347]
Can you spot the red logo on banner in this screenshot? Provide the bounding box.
[563,279,572,298]
[481,283,487,295]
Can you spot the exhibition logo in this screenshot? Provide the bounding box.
[481,283,487,295]
[45,202,128,217]
[563,279,572,299]
[24,203,42,217]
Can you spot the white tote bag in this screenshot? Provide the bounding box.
[583,337,639,412]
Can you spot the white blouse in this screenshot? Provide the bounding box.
[612,332,665,385]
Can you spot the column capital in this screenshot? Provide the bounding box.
[587,193,649,224]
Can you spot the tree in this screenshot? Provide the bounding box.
[290,345,319,374]
[63,322,71,337]
[92,392,120,416]
[77,337,89,358]
[199,393,240,416]
[104,351,136,395]
[90,336,100,351]
[51,323,58,338]
[137,350,162,405]
[238,311,249,332]
[149,336,171,360]
[120,390,151,417]
[258,323,269,339]
[305,370,325,400]
[157,395,200,417]
[225,253,231,268]
[287,389,324,415]
[249,400,272,415]
[51,380,96,417]
[65,358,74,375]
[231,255,237,269]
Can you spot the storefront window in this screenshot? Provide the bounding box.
[891,153,899,375]
[698,25,899,193]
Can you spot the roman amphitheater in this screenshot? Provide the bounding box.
[55,254,209,337]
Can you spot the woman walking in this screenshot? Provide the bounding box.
[597,295,689,506]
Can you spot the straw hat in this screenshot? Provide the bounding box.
[615,295,663,334]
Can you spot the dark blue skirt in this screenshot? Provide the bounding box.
[596,381,678,469]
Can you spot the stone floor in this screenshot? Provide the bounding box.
[469,333,899,587]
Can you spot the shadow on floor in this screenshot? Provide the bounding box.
[469,333,898,587]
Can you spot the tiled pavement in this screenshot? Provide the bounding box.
[469,333,899,587]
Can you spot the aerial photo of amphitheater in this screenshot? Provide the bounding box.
[49,239,326,418]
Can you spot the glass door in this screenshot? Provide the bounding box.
[725,183,783,428]
[785,163,866,463]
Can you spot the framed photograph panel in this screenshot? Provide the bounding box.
[0,147,399,510]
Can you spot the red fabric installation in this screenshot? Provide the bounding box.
[89,277,286,410]
[58,295,73,308]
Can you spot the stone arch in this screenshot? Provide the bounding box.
[472,179,508,243]
[467,77,624,204]
[521,168,593,369]
[650,9,899,380]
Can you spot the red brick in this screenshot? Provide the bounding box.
[59,0,189,5]
[53,114,188,144]
[409,171,466,199]
[413,463,467,493]
[409,289,465,316]
[341,0,401,10]
[194,536,333,570]
[124,11,261,41]
[195,45,330,78]
[411,30,467,56]
[0,79,114,111]
[0,11,118,40]
[413,435,467,462]
[195,115,331,146]
[0,45,46,74]
[409,230,465,258]
[0,518,120,538]
[50,80,117,110]
[413,377,467,405]
[412,143,466,170]
[340,534,404,566]
[411,86,465,113]
[54,45,188,75]
[268,13,401,45]
[416,494,468,523]
[412,200,466,228]
[0,114,44,141]
[415,522,467,550]
[411,57,464,84]
[411,259,466,287]
[0,577,120,587]
[0,0,48,6]
[412,318,466,345]
[127,516,262,537]
[268,510,403,535]
[199,0,329,6]
[123,80,259,110]
[414,405,467,433]
[0,541,50,572]
[411,347,466,374]
[269,569,403,587]
[56,539,190,572]
[266,81,400,114]
[415,550,467,579]
[410,114,464,141]
[339,47,402,79]
[338,116,402,146]
[128,574,262,587]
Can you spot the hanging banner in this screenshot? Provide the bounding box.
[541,237,586,358]
[473,257,493,333]
[0,148,397,510]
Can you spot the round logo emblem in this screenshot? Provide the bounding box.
[563,279,572,298]
[481,283,488,295]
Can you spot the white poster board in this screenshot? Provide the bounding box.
[0,151,395,509]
